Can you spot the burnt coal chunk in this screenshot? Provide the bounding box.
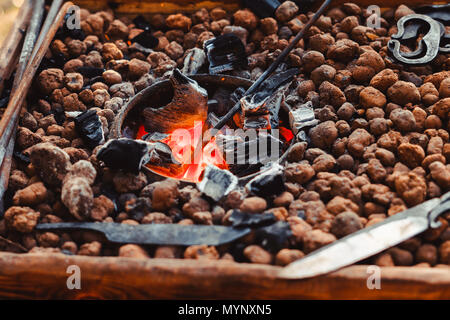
[229,242,247,262]
[246,164,285,198]
[243,114,271,130]
[88,76,106,85]
[0,96,9,109]
[118,193,137,213]
[39,54,66,73]
[74,109,104,148]
[100,184,120,216]
[229,209,276,228]
[255,221,292,253]
[242,0,281,18]
[78,66,106,78]
[293,0,318,12]
[13,150,30,164]
[131,30,159,49]
[148,142,178,166]
[230,87,246,105]
[210,88,234,117]
[97,138,150,174]
[52,104,66,125]
[133,15,151,31]
[125,197,152,222]
[253,68,298,103]
[204,34,247,74]
[142,132,169,142]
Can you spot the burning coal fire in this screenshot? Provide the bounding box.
[138,121,228,182]
[103,70,296,183]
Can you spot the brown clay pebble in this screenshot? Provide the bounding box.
[240,197,267,213]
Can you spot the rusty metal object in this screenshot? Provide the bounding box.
[388,14,447,64]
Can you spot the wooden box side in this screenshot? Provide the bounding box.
[0,252,448,299]
[0,0,447,300]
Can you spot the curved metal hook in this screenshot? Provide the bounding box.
[389,14,442,64]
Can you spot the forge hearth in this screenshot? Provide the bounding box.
[0,0,449,300]
[110,73,295,182]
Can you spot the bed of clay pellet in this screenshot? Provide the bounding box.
[0,2,449,268]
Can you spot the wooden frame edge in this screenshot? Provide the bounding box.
[0,252,448,299]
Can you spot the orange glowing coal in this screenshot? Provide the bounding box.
[137,122,228,183]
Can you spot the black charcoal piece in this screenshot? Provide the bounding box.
[131,30,159,49]
[39,54,66,73]
[255,221,292,253]
[204,34,248,74]
[13,150,30,164]
[133,15,151,31]
[118,193,137,213]
[124,197,152,222]
[128,42,153,55]
[241,95,270,116]
[0,96,9,108]
[36,222,251,246]
[78,66,106,78]
[97,138,152,174]
[74,109,105,148]
[88,76,106,85]
[415,4,450,23]
[229,242,247,262]
[245,163,285,198]
[230,87,246,105]
[148,142,179,166]
[242,0,281,18]
[209,88,233,117]
[52,104,66,125]
[243,114,271,130]
[251,68,299,104]
[229,209,277,228]
[197,165,238,201]
[293,0,319,12]
[182,48,207,75]
[217,132,283,169]
[100,184,119,215]
[142,132,169,143]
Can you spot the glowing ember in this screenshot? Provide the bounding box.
[279,126,294,143]
[137,122,228,183]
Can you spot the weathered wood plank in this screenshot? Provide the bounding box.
[0,253,448,299]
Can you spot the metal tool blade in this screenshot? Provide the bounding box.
[278,197,441,279]
[36,222,251,246]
